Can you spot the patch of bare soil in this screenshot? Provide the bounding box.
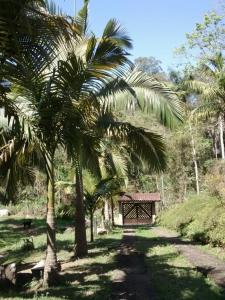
[153,227,225,288]
[111,229,155,300]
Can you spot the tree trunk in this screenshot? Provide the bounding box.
[160,175,165,207]
[104,198,110,231]
[43,153,58,287]
[90,211,94,242]
[219,114,225,159]
[215,135,218,159]
[74,159,87,258]
[110,197,114,226]
[189,124,200,195]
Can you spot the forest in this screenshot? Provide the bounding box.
[1,1,225,299]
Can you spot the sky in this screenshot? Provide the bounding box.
[53,0,220,71]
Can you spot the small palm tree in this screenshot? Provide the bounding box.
[83,171,120,242]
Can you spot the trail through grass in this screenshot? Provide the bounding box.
[135,227,225,300]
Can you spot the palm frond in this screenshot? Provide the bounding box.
[97,112,166,172]
[102,19,133,49]
[74,0,89,36]
[99,70,184,128]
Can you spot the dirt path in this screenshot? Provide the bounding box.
[111,229,155,300]
[152,227,225,288]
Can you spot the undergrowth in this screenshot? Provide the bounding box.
[158,193,225,246]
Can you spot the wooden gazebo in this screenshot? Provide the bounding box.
[118,193,160,225]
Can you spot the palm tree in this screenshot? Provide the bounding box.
[186,52,225,159]
[55,1,183,258]
[1,0,184,279]
[2,69,66,286]
[83,171,120,242]
[0,7,77,286]
[97,138,128,227]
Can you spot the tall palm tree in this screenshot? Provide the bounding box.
[0,7,77,286]
[187,52,225,159]
[2,66,68,286]
[56,1,183,258]
[0,0,184,281]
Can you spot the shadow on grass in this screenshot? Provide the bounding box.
[0,217,76,263]
[0,219,122,300]
[134,227,225,300]
[3,221,223,300]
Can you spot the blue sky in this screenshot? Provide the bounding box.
[53,0,218,71]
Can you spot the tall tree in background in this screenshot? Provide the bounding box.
[187,52,225,160]
[134,56,163,75]
[175,11,225,63]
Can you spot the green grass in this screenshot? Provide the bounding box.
[0,217,74,265]
[157,193,225,262]
[135,227,225,300]
[0,216,122,300]
[158,193,225,247]
[2,216,225,300]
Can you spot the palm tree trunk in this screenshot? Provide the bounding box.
[110,197,114,226]
[43,153,58,287]
[189,124,200,195]
[214,134,218,159]
[90,210,94,242]
[74,158,87,258]
[160,175,165,207]
[104,198,110,230]
[219,114,225,159]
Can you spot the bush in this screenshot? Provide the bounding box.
[7,197,46,216]
[204,160,225,200]
[159,193,225,246]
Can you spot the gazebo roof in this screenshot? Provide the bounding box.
[119,192,160,202]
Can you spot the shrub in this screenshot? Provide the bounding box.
[159,193,225,246]
[8,197,46,216]
[204,160,225,201]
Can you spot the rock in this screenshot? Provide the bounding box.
[31,260,61,279]
[0,262,17,286]
[31,260,45,279]
[0,209,9,217]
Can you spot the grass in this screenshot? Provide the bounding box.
[1,216,225,300]
[0,216,122,300]
[158,193,225,247]
[158,193,225,263]
[0,217,74,265]
[135,227,225,300]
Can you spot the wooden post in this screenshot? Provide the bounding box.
[152,203,156,224]
[122,203,124,225]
